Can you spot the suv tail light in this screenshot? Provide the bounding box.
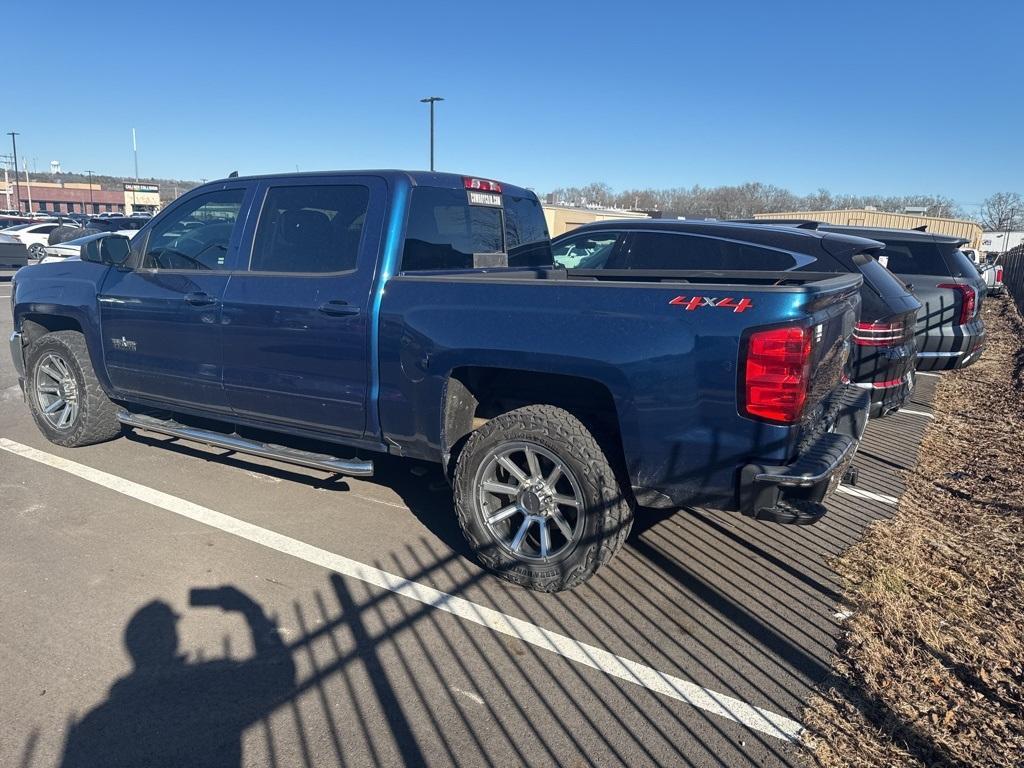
[995,265,1004,283]
[937,283,978,325]
[463,177,502,193]
[743,325,812,424]
[853,317,913,347]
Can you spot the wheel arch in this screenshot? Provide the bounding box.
[440,366,629,484]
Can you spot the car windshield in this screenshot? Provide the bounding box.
[2,223,35,232]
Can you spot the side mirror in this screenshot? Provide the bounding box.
[81,234,132,266]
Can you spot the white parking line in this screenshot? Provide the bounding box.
[899,409,934,419]
[836,485,899,505]
[0,437,803,742]
[916,372,942,378]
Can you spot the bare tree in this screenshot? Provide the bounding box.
[978,192,1024,231]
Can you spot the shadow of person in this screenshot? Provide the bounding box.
[59,587,296,768]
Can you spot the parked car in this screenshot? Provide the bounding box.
[84,216,147,233]
[554,220,921,417]
[808,226,986,372]
[977,258,1005,296]
[0,221,65,259]
[0,236,30,268]
[9,170,870,591]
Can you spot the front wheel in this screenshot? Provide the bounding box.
[25,331,122,447]
[28,243,46,261]
[454,404,633,592]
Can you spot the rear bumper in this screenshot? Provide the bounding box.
[855,371,914,417]
[915,320,985,372]
[737,387,870,523]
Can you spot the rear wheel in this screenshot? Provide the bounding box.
[454,405,633,592]
[25,331,122,447]
[28,243,46,260]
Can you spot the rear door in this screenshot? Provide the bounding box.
[98,183,254,412]
[219,175,387,439]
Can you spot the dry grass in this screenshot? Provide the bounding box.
[801,295,1024,768]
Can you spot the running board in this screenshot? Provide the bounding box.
[117,411,374,477]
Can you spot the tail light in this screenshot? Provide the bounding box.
[937,283,978,325]
[463,177,502,193]
[995,265,1004,283]
[853,318,913,347]
[743,325,812,424]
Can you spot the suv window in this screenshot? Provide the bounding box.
[552,232,621,269]
[142,189,245,270]
[874,240,951,276]
[250,184,369,273]
[624,232,797,270]
[401,186,551,271]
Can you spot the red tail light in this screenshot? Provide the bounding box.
[938,283,978,325]
[743,326,812,424]
[995,265,1004,283]
[463,177,502,193]
[853,318,913,347]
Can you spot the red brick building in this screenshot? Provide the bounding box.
[6,182,126,215]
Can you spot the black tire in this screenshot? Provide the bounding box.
[454,404,633,592]
[25,331,122,447]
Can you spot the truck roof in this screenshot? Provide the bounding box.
[204,170,536,199]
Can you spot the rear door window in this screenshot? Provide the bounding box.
[249,184,369,273]
[875,240,951,276]
[401,186,550,271]
[623,232,797,270]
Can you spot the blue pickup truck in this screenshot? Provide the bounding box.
[8,171,870,590]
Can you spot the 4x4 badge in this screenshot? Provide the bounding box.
[669,296,753,313]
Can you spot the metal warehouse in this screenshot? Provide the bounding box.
[754,208,983,247]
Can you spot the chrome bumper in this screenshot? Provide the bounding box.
[9,329,25,381]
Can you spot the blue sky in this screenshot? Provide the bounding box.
[6,1,1021,211]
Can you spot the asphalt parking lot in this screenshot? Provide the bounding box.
[0,275,940,768]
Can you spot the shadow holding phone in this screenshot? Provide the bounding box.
[58,587,295,768]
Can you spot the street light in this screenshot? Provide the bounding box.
[7,132,21,213]
[419,96,444,171]
[86,170,94,212]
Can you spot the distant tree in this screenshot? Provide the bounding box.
[978,192,1024,231]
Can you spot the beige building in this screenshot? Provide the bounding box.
[123,182,161,215]
[754,208,983,248]
[543,204,649,237]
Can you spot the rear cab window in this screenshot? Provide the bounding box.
[401,185,551,272]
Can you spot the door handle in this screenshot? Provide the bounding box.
[318,300,360,317]
[184,292,218,307]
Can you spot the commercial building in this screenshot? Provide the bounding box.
[2,180,162,215]
[3,180,125,215]
[754,208,983,248]
[543,204,649,237]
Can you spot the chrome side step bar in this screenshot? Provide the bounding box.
[117,411,374,477]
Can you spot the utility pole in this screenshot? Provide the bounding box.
[131,128,139,213]
[7,132,21,212]
[24,166,32,212]
[419,96,444,171]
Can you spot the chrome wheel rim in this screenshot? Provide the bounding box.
[34,353,80,430]
[474,441,585,563]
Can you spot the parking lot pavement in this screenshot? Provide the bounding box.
[0,300,937,768]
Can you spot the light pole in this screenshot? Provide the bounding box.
[419,96,444,171]
[86,170,94,212]
[7,132,21,212]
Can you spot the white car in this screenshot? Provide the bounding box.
[0,221,71,259]
[40,230,138,264]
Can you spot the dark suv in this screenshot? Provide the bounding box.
[553,219,922,417]
[810,226,986,371]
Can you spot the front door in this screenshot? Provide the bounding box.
[219,177,386,439]
[98,185,252,412]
